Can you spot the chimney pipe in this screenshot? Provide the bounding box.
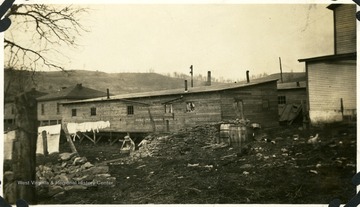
[207,71,211,86]
[107,88,110,99]
[246,70,250,83]
[184,80,188,92]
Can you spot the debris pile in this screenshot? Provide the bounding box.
[35,152,116,199]
[132,123,220,160]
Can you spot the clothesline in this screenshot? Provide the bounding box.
[67,121,110,134]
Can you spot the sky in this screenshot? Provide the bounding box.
[5,2,340,81]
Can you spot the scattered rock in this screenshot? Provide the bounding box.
[53,191,66,199]
[61,162,67,168]
[59,153,73,161]
[82,162,94,169]
[309,170,318,174]
[64,185,88,191]
[83,165,109,175]
[73,174,95,182]
[239,164,253,169]
[48,185,64,196]
[52,174,70,185]
[73,157,87,165]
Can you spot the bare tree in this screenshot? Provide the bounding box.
[3,4,88,204]
[4,4,88,72]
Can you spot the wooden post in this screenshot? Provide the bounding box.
[301,100,308,130]
[190,65,193,87]
[41,130,48,156]
[62,124,78,154]
[12,92,38,204]
[148,108,156,132]
[340,98,344,119]
[279,57,283,83]
[93,131,96,145]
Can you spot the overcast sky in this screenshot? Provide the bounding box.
[7,2,340,81]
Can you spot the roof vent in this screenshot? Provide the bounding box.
[246,70,250,83]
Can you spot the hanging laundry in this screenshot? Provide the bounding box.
[4,130,16,160]
[66,121,111,135]
[36,124,61,155]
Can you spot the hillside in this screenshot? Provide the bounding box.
[4,69,207,97]
[4,69,306,98]
[252,72,306,83]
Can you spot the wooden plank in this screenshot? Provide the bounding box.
[110,136,120,145]
[82,132,95,144]
[95,135,103,144]
[41,130,49,156]
[62,124,78,154]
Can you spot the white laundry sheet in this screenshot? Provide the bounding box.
[66,121,110,134]
[36,124,61,155]
[4,130,16,160]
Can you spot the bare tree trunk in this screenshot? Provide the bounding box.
[12,91,38,204]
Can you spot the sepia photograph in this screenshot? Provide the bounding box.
[1,1,357,205]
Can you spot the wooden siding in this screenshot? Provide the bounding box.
[62,82,279,132]
[278,89,307,115]
[220,81,278,128]
[334,4,356,54]
[307,60,356,123]
[37,99,67,124]
[62,93,223,133]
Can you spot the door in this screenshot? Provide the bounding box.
[234,99,244,119]
[166,120,170,132]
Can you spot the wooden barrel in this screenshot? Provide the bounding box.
[229,125,247,147]
[219,124,231,144]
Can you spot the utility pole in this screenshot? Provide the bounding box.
[190,65,193,87]
[279,57,283,83]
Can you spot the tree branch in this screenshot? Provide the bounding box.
[5,38,65,71]
[4,4,88,71]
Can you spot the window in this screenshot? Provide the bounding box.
[41,104,45,115]
[186,102,195,112]
[127,105,134,115]
[56,103,60,115]
[278,96,286,104]
[165,104,173,113]
[72,109,77,117]
[91,107,97,116]
[50,120,57,125]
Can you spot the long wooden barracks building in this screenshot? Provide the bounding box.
[61,77,279,133]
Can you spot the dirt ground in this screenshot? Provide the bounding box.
[36,121,356,204]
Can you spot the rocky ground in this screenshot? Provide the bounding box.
[4,121,357,204]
